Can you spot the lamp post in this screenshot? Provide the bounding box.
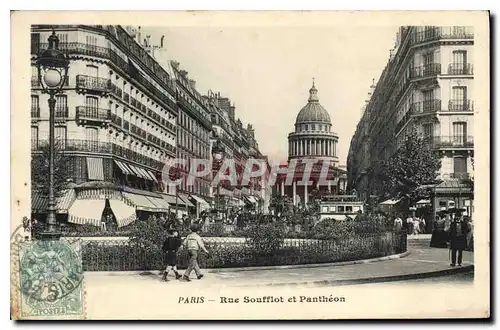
[211,140,225,221]
[35,30,70,240]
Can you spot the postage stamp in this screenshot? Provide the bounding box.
[13,237,85,320]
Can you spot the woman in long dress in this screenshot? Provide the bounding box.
[430,215,448,248]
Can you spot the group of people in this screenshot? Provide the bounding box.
[392,215,427,235]
[161,223,209,282]
[430,213,473,266]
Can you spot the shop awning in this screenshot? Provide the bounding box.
[190,194,211,210]
[433,180,473,194]
[244,195,259,205]
[68,198,105,227]
[123,192,164,212]
[109,199,137,228]
[161,194,178,205]
[416,199,431,205]
[145,196,170,212]
[144,169,158,182]
[178,193,195,208]
[31,190,76,213]
[114,160,133,176]
[380,198,401,205]
[87,157,104,181]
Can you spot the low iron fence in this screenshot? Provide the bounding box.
[81,231,407,271]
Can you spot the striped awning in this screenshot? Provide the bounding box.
[244,195,259,205]
[86,157,105,181]
[190,194,211,209]
[31,190,76,213]
[123,192,166,212]
[109,199,137,228]
[145,170,158,182]
[68,198,105,227]
[145,196,170,211]
[178,193,195,208]
[161,194,177,205]
[114,160,133,175]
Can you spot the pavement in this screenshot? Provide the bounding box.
[85,234,473,288]
[83,235,476,319]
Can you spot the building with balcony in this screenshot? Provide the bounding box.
[347,26,474,217]
[205,92,270,217]
[169,61,213,216]
[276,81,347,208]
[30,25,180,229]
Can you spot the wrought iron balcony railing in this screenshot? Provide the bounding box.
[432,135,474,148]
[110,113,122,127]
[449,172,472,181]
[76,106,111,122]
[410,27,474,45]
[411,99,442,114]
[447,63,474,75]
[123,120,130,131]
[410,63,442,79]
[448,99,474,112]
[32,139,165,170]
[123,92,130,103]
[76,75,110,93]
[109,82,123,99]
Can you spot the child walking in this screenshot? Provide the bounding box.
[182,224,209,282]
[162,230,182,282]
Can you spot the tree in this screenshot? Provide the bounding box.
[379,129,441,206]
[31,139,72,198]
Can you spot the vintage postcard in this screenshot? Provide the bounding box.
[10,11,490,320]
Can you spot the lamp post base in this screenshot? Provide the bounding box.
[36,231,62,241]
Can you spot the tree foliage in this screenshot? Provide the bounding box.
[379,130,441,205]
[31,139,72,197]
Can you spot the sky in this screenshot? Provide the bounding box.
[141,25,400,165]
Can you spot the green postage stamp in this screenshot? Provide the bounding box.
[12,238,85,320]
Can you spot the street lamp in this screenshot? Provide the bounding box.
[211,140,225,221]
[36,30,69,240]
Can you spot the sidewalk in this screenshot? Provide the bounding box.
[84,241,474,288]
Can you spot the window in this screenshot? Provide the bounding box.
[422,89,434,111]
[31,126,38,149]
[55,94,67,117]
[337,206,345,212]
[453,122,467,145]
[86,65,99,78]
[85,96,99,117]
[55,126,67,149]
[345,206,353,212]
[305,125,308,131]
[453,156,467,176]
[56,33,68,45]
[452,50,467,66]
[423,123,434,139]
[311,124,315,131]
[423,52,434,66]
[86,127,99,152]
[451,86,467,110]
[31,95,39,116]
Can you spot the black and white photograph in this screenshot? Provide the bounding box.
[10,11,490,320]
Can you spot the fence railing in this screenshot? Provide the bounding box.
[76,75,110,92]
[448,99,474,112]
[447,63,473,75]
[76,106,111,122]
[411,99,442,114]
[432,135,474,148]
[81,231,407,271]
[410,63,442,79]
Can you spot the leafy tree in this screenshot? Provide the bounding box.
[379,129,441,206]
[31,139,72,198]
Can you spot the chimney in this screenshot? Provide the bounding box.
[188,79,196,89]
[247,124,255,138]
[137,26,142,46]
[179,70,188,77]
[229,105,235,120]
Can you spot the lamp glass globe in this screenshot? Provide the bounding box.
[43,69,62,88]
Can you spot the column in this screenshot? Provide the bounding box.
[329,140,332,156]
[281,180,285,196]
[292,181,297,206]
[308,139,312,155]
[321,139,324,155]
[328,179,331,193]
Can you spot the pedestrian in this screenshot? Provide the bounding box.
[412,217,420,235]
[182,224,209,282]
[419,217,426,234]
[162,229,182,281]
[447,213,470,267]
[393,215,403,232]
[430,215,448,248]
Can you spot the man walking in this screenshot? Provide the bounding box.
[182,224,209,281]
[447,213,469,267]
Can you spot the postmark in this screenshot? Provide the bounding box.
[16,237,84,319]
